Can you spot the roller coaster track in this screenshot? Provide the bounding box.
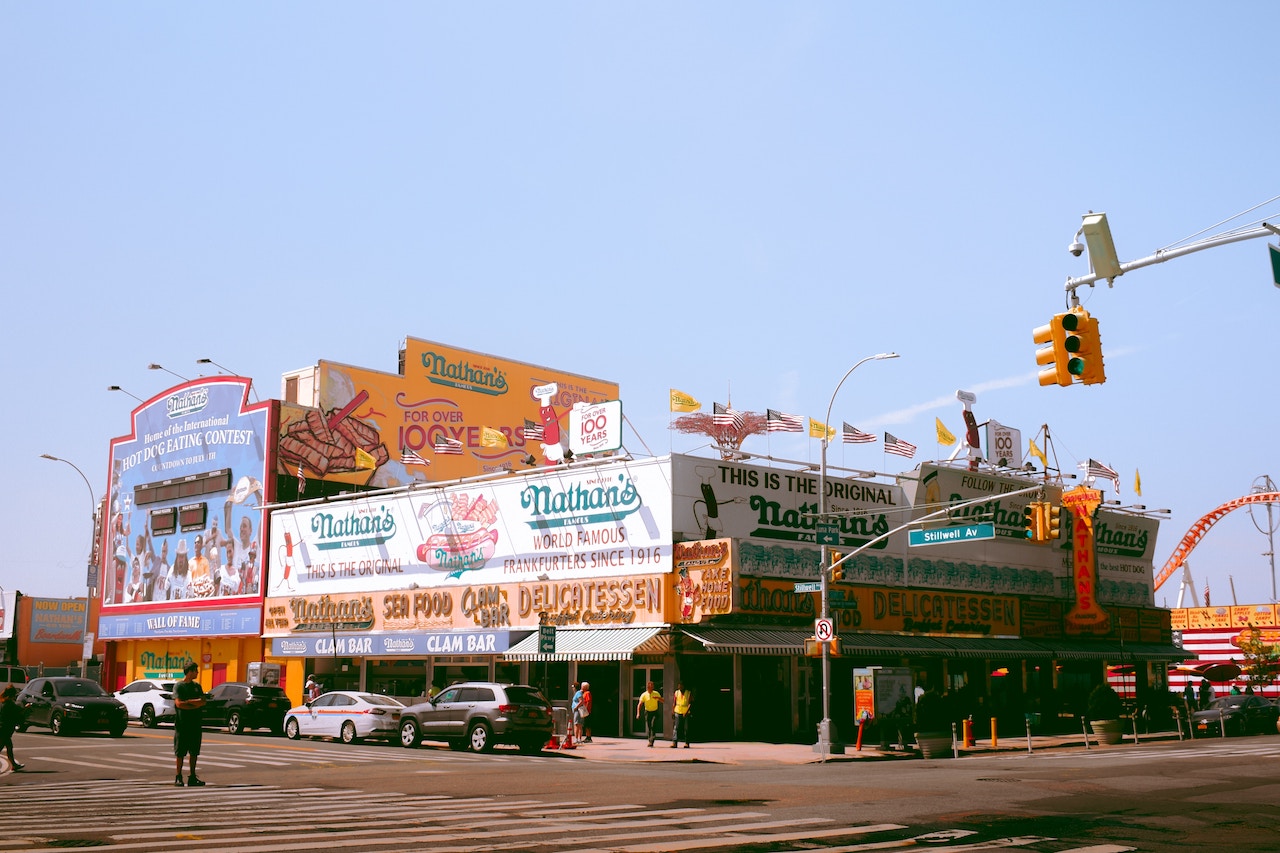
[1153,491,1280,591]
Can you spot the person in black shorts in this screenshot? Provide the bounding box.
[173,662,206,787]
[0,686,25,771]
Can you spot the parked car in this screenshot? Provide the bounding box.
[1191,694,1280,736]
[114,679,176,728]
[0,664,28,697]
[398,682,553,753]
[16,677,128,737]
[202,682,289,734]
[284,690,405,744]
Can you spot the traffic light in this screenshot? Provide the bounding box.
[829,550,845,583]
[1070,308,1106,385]
[1044,504,1062,542]
[1033,313,1080,387]
[1023,501,1044,541]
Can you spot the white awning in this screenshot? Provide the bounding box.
[678,627,811,655]
[503,626,668,662]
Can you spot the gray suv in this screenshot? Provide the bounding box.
[398,682,553,753]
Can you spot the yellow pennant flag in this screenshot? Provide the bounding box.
[1028,438,1047,467]
[480,426,509,448]
[808,418,835,440]
[670,389,701,412]
[935,418,956,446]
[354,447,378,470]
[1134,469,1142,497]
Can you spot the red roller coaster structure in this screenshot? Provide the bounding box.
[1153,491,1280,592]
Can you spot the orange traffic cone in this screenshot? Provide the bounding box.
[559,728,576,749]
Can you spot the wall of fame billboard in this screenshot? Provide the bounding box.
[266,456,672,596]
[277,338,619,488]
[103,377,270,626]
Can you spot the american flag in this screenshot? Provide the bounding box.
[523,418,545,442]
[1203,580,1210,607]
[401,449,430,466]
[433,437,464,455]
[296,461,306,493]
[765,409,803,433]
[842,422,876,444]
[1082,458,1120,491]
[713,402,744,430]
[884,433,917,458]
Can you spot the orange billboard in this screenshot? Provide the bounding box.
[278,338,618,487]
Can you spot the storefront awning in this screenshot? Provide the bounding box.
[1039,640,1188,661]
[838,633,956,655]
[503,626,667,662]
[940,637,1056,659]
[678,627,811,655]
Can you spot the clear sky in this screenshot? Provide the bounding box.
[5,4,1278,608]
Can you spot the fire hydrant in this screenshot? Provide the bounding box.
[963,716,975,747]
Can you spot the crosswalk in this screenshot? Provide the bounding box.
[0,779,1134,853]
[998,739,1280,762]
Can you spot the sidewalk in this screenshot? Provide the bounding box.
[543,728,1187,765]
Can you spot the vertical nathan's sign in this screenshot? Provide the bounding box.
[1063,486,1108,634]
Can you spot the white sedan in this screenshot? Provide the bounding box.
[284,691,405,744]
[114,679,176,728]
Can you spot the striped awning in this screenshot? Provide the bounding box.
[678,627,811,655]
[1039,640,1188,661]
[940,637,1056,658]
[503,626,667,662]
[837,633,956,655]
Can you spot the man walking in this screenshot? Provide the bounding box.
[671,682,692,748]
[173,662,206,787]
[635,680,663,747]
[0,686,25,771]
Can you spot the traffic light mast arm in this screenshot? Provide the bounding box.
[1066,220,1280,301]
[828,483,1044,570]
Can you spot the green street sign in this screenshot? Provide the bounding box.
[816,522,840,545]
[1270,243,1280,289]
[908,523,995,547]
[538,624,556,654]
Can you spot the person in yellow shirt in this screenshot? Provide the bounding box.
[671,682,692,748]
[635,681,663,747]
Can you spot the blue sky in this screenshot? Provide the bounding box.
[5,4,1279,607]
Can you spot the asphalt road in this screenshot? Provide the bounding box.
[2,725,1279,852]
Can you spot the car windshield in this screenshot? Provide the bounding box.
[57,680,108,697]
[504,686,549,706]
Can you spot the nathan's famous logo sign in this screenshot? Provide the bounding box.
[672,539,734,623]
[310,504,397,550]
[289,595,376,631]
[166,387,209,419]
[421,349,509,396]
[520,472,642,529]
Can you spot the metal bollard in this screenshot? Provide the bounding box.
[1132,713,1141,745]
[1081,715,1091,750]
[1025,717,1033,754]
[1218,708,1226,739]
[990,716,998,749]
[951,721,959,758]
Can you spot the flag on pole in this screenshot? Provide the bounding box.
[1082,458,1120,491]
[935,418,957,446]
[713,402,744,430]
[401,448,430,466]
[842,422,875,444]
[884,433,917,459]
[765,409,803,433]
[1134,469,1142,497]
[523,418,545,442]
[296,461,306,493]
[433,436,464,455]
[809,418,835,440]
[670,389,701,413]
[1028,438,1047,467]
[480,426,509,448]
[1203,579,1210,607]
[354,447,378,470]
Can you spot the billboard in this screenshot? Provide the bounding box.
[27,598,86,644]
[266,455,673,598]
[103,377,271,635]
[277,338,619,488]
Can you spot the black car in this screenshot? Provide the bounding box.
[202,682,289,734]
[398,682,553,753]
[16,677,128,737]
[1191,694,1280,736]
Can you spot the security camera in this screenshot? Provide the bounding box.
[1068,240,1085,257]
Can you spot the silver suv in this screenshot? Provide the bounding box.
[398,682,553,753]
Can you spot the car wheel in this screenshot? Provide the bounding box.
[341,721,359,744]
[140,704,157,728]
[51,712,67,736]
[285,718,301,740]
[467,721,493,753]
[110,724,127,738]
[399,719,421,749]
[227,710,244,734]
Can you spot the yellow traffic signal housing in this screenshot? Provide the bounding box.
[1070,309,1106,385]
[830,551,845,583]
[1044,504,1062,541]
[1023,501,1044,541]
[1033,313,1079,387]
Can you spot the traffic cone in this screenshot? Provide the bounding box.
[559,728,575,749]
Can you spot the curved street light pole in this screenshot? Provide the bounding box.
[816,352,899,759]
[39,454,97,679]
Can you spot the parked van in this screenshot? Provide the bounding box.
[0,664,28,695]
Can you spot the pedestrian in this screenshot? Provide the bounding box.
[1198,678,1214,710]
[1182,681,1195,709]
[635,680,663,746]
[173,662,207,787]
[0,686,25,771]
[570,682,582,742]
[1230,684,1242,695]
[671,681,692,748]
[306,675,321,702]
[579,681,593,743]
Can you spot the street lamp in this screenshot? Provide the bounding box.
[147,363,190,383]
[108,385,144,403]
[39,454,97,679]
[816,352,899,759]
[196,358,259,402]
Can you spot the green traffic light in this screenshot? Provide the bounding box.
[1060,312,1079,332]
[1067,356,1085,375]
